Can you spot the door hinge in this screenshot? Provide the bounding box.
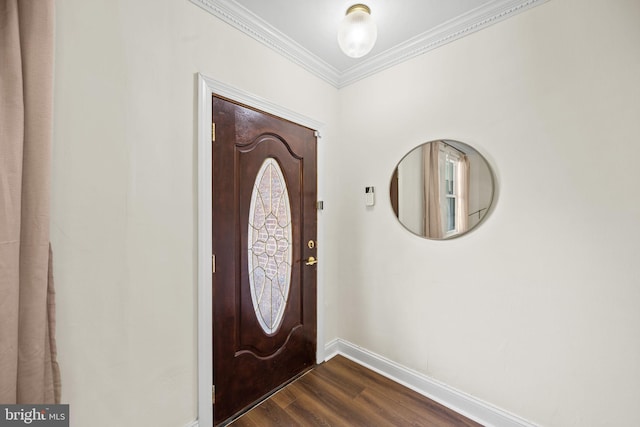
[212,254,216,273]
[211,122,216,142]
[212,385,215,404]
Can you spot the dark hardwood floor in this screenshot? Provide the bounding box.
[229,355,483,426]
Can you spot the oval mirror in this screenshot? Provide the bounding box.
[390,139,495,239]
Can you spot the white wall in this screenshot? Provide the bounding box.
[333,0,640,426]
[51,1,338,426]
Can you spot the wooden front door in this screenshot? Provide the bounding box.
[211,95,318,425]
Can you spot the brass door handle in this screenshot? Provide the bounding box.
[305,256,318,266]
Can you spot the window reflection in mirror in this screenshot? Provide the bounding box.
[390,140,494,240]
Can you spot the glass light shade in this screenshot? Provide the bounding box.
[337,5,377,58]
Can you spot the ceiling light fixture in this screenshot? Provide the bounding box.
[337,4,378,58]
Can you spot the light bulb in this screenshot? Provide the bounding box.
[338,4,377,58]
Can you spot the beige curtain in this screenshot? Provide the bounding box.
[457,154,470,234]
[423,141,442,238]
[0,0,60,404]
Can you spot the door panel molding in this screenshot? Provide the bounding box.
[196,73,325,427]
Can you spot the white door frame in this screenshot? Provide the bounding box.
[196,73,326,427]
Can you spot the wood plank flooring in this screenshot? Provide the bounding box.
[229,355,483,426]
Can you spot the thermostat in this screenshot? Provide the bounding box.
[365,186,375,207]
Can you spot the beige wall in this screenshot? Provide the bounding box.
[52,1,338,426]
[334,0,640,426]
[52,0,640,426]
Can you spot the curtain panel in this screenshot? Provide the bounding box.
[423,141,443,239]
[0,0,60,404]
[458,154,470,234]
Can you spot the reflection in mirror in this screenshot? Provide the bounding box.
[390,140,494,240]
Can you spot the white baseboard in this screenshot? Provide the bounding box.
[325,338,538,427]
[189,339,537,427]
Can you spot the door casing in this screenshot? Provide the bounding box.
[196,73,326,427]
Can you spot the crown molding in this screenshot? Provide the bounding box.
[189,0,548,89]
[189,0,341,86]
[340,0,549,87]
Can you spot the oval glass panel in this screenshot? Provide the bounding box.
[248,158,292,334]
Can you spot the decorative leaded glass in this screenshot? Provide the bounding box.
[247,158,292,335]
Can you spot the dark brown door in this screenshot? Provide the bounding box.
[212,95,317,425]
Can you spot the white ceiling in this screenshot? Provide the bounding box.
[190,0,547,87]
